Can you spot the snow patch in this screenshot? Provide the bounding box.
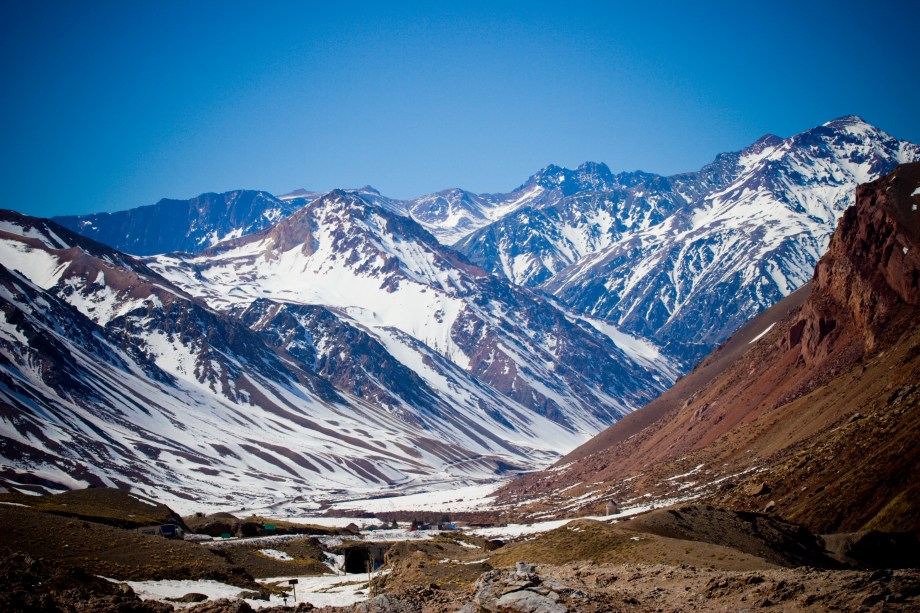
[0,239,67,288]
[748,322,776,345]
[258,548,293,561]
[327,482,504,513]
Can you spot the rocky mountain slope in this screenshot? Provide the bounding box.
[494,162,920,535]
[147,189,674,432]
[0,211,629,512]
[458,116,920,363]
[0,197,673,510]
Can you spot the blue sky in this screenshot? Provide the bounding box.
[2,1,918,217]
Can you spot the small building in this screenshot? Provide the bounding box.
[136,524,185,539]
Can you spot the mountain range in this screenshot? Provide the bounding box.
[0,116,916,511]
[55,116,919,367]
[0,201,668,511]
[496,162,920,534]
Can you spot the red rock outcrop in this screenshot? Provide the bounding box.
[792,165,920,362]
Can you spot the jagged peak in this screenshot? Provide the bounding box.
[511,164,566,192]
[540,163,565,173]
[424,187,466,197]
[576,161,613,176]
[521,162,613,190]
[751,133,783,148]
[325,188,348,198]
[532,163,568,182]
[735,133,785,160]
[823,114,871,128]
[349,185,381,195]
[308,188,414,228]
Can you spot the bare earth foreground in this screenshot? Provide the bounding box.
[2,489,919,612]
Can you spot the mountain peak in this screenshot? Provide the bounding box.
[576,161,615,183]
[751,133,782,147]
[523,162,617,192]
[823,114,871,129]
[536,163,566,178]
[493,163,920,534]
[576,161,612,175]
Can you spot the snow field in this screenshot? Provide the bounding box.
[122,573,370,609]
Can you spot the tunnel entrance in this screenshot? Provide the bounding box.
[336,543,389,574]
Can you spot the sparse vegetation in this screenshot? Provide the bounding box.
[0,487,185,529]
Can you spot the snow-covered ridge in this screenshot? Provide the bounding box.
[0,194,672,509]
[0,213,571,508]
[148,190,673,434]
[456,116,920,364]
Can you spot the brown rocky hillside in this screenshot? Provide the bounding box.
[496,163,920,535]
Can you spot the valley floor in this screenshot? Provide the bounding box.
[4,489,920,612]
[112,561,920,612]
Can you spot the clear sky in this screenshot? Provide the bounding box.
[2,1,918,217]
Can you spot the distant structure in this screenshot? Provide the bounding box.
[605,500,620,516]
[135,524,184,539]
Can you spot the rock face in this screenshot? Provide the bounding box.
[467,563,573,613]
[791,164,920,362]
[494,163,920,535]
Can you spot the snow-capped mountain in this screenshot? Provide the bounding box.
[456,116,920,362]
[452,172,681,287]
[148,190,675,431]
[0,204,672,509]
[404,188,499,244]
[496,163,920,534]
[404,165,657,245]
[53,190,315,256]
[0,211,620,506]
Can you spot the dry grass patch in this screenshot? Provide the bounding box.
[0,506,254,587]
[489,519,779,571]
[0,487,183,529]
[215,537,330,578]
